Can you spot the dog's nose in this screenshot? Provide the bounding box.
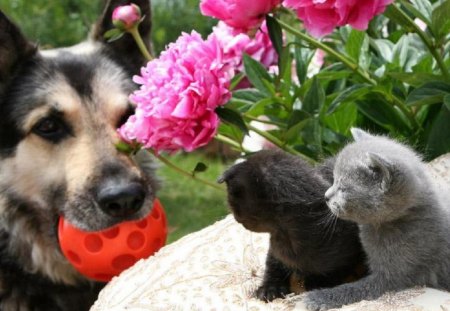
[98,183,146,218]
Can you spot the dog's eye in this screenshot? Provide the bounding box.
[32,117,69,142]
[117,105,136,127]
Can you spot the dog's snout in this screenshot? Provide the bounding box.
[98,183,146,218]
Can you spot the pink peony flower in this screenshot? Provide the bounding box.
[210,21,277,72]
[284,0,393,37]
[119,31,233,153]
[200,0,282,33]
[112,4,142,30]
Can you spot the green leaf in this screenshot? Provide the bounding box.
[105,28,125,42]
[302,77,325,115]
[370,38,394,62]
[406,81,450,106]
[266,15,283,56]
[243,53,273,95]
[444,94,450,111]
[426,105,450,158]
[388,72,447,87]
[284,118,310,143]
[246,98,275,117]
[192,162,208,175]
[216,107,249,134]
[384,4,413,29]
[324,101,358,134]
[277,46,292,86]
[431,0,450,42]
[356,97,411,132]
[230,73,245,90]
[327,84,371,114]
[115,141,137,155]
[232,89,267,102]
[410,0,432,22]
[345,29,365,61]
[294,41,314,85]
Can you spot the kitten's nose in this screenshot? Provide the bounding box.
[324,187,335,202]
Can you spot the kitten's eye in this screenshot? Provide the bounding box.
[32,117,70,142]
[117,105,135,127]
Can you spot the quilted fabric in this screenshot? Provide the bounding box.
[91,153,450,311]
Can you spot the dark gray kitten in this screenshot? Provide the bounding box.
[218,150,366,301]
[304,128,450,311]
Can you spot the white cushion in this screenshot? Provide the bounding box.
[91,153,450,310]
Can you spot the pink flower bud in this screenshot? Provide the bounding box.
[112,4,142,30]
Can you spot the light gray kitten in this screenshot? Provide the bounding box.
[304,128,450,311]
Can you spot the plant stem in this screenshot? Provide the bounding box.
[391,2,450,80]
[243,114,286,127]
[276,18,377,85]
[215,134,250,153]
[150,150,225,192]
[129,27,153,61]
[247,124,315,163]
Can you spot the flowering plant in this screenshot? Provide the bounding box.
[114,0,450,188]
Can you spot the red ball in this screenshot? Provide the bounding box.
[58,199,167,282]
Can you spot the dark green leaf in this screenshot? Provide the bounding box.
[277,46,291,86]
[406,81,450,106]
[426,105,450,158]
[266,15,283,56]
[388,72,447,87]
[285,119,310,143]
[232,89,267,102]
[431,0,450,42]
[327,84,371,114]
[303,77,325,115]
[192,162,208,174]
[444,94,450,111]
[356,97,410,132]
[216,107,249,134]
[294,41,314,85]
[384,4,413,29]
[243,53,273,95]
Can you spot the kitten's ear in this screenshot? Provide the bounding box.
[366,152,391,191]
[351,128,372,142]
[91,0,152,74]
[0,11,36,93]
[218,159,246,184]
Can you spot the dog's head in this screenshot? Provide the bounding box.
[0,0,159,232]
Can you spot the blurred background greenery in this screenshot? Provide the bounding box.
[0,0,216,54]
[0,0,231,243]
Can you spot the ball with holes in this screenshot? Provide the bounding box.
[58,199,167,282]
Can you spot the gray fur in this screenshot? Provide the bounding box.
[304,128,450,310]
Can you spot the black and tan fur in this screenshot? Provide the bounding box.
[0,1,158,310]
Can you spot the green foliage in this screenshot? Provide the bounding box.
[151,0,215,54]
[216,0,450,161]
[0,0,214,54]
[157,152,229,243]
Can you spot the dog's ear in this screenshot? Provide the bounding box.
[91,0,152,74]
[0,11,36,93]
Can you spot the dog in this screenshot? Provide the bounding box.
[0,1,159,310]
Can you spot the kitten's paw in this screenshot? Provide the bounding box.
[256,284,291,302]
[303,290,341,311]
